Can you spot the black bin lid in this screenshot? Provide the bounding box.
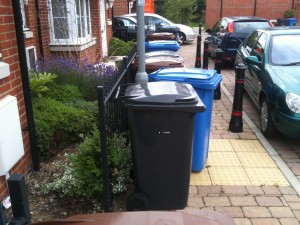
[124,81,206,112]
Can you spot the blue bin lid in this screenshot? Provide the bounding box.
[149,68,222,90]
[145,41,180,51]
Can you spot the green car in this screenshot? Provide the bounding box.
[235,27,300,139]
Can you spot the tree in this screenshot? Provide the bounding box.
[159,0,206,25]
[163,0,195,24]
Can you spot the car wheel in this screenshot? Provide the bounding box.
[177,32,185,45]
[260,97,276,137]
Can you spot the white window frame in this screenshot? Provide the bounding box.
[20,0,29,31]
[47,0,93,46]
[25,46,37,70]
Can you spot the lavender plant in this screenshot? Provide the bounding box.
[36,56,117,101]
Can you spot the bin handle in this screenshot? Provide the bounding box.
[114,83,137,102]
[184,77,207,82]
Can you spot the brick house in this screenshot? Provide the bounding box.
[0,0,131,204]
[206,0,300,28]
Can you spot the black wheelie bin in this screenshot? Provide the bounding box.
[123,81,205,211]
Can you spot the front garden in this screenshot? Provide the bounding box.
[29,38,135,213]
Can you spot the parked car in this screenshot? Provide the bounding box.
[235,27,300,139]
[113,16,150,41]
[205,16,273,64]
[121,13,196,45]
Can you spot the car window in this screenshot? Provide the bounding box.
[244,31,261,54]
[212,19,228,33]
[145,16,170,27]
[251,33,267,61]
[114,18,136,28]
[271,34,300,65]
[235,21,271,34]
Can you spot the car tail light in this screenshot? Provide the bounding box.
[228,22,234,32]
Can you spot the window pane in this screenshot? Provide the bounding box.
[51,0,69,39]
[76,0,91,38]
[53,18,69,39]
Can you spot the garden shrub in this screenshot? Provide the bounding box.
[44,128,131,201]
[44,83,84,102]
[29,70,57,98]
[109,37,135,56]
[33,98,96,158]
[64,100,98,122]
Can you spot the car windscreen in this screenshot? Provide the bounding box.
[234,21,271,34]
[270,34,300,66]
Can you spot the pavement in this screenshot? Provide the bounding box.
[178,31,300,225]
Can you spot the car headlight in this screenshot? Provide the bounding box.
[286,93,300,114]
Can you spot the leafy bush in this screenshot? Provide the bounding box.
[44,128,131,201]
[35,57,116,101]
[33,98,96,158]
[285,9,295,18]
[44,83,84,102]
[29,70,57,98]
[109,37,135,56]
[64,100,98,121]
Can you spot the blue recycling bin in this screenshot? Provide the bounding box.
[287,18,297,26]
[145,40,180,52]
[149,68,222,172]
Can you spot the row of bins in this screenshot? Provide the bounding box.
[123,32,223,211]
[120,68,222,211]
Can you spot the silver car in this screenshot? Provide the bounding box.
[122,13,196,45]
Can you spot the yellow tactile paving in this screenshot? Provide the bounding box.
[190,139,290,187]
[208,167,251,185]
[190,168,211,185]
[209,139,234,152]
[245,168,290,186]
[236,152,277,168]
[229,139,266,152]
[206,151,241,167]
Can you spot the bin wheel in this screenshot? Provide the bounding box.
[126,192,149,211]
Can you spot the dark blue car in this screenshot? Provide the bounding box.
[205,16,273,65]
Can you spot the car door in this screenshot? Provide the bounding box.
[245,32,267,104]
[207,19,228,57]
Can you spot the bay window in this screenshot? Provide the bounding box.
[48,0,93,46]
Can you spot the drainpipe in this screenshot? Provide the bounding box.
[35,0,44,62]
[253,0,257,16]
[220,0,223,18]
[292,0,295,9]
[12,0,40,171]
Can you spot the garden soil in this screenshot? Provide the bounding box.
[5,148,126,223]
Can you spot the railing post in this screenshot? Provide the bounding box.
[229,63,247,133]
[194,34,202,68]
[7,174,31,225]
[97,86,113,212]
[198,23,202,35]
[214,48,223,100]
[202,40,209,69]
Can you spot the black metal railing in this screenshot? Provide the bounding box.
[97,44,137,212]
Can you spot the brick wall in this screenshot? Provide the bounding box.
[0,0,32,201]
[113,0,130,16]
[206,0,298,28]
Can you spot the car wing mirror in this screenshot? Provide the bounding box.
[245,56,261,66]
